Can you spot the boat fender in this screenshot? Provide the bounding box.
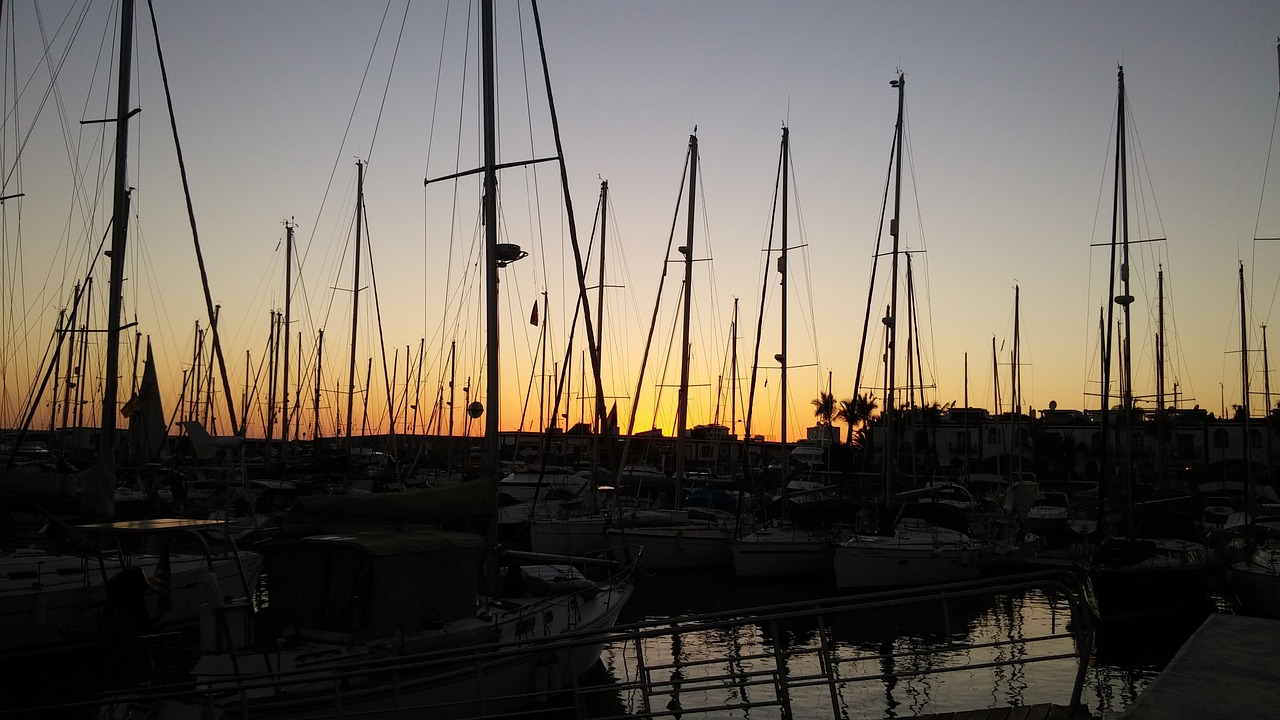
[202,571,223,608]
[676,529,685,550]
[547,653,562,690]
[532,657,549,701]
[33,591,47,628]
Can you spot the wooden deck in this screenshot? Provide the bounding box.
[915,704,1094,720]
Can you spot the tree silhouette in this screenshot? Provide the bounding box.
[812,392,836,427]
[836,393,879,446]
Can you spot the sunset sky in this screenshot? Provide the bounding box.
[2,0,1279,442]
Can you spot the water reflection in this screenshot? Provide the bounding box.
[600,570,1206,719]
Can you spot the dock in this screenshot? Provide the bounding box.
[918,705,1091,719]
[1119,613,1280,719]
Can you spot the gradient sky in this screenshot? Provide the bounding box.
[2,1,1279,442]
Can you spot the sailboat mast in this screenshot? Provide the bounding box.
[885,73,905,497]
[1263,323,1274,486]
[991,336,1000,416]
[780,126,790,486]
[1239,262,1251,501]
[1263,324,1272,421]
[529,1,608,439]
[60,293,79,433]
[596,180,608,432]
[267,312,278,442]
[1116,67,1136,518]
[49,310,65,434]
[1013,284,1022,475]
[282,221,293,461]
[482,0,501,473]
[345,161,365,442]
[676,133,698,485]
[731,298,739,440]
[100,0,136,466]
[1156,266,1167,483]
[448,340,457,440]
[1013,285,1021,415]
[314,329,324,440]
[540,293,548,432]
[413,338,424,434]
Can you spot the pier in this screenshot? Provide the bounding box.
[1118,613,1280,719]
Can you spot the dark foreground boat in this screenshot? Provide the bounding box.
[1081,536,1214,621]
[103,480,635,719]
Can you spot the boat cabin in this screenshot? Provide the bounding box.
[263,530,485,640]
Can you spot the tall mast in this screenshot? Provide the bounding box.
[779,126,790,488]
[50,310,65,434]
[1263,323,1274,488]
[281,221,293,461]
[884,73,905,497]
[595,180,608,433]
[730,298,739,440]
[448,340,457,441]
[100,0,136,468]
[1263,324,1272,423]
[1012,284,1022,476]
[482,0,501,473]
[1013,284,1021,415]
[529,1,607,441]
[539,292,548,432]
[60,293,79,434]
[1239,262,1251,503]
[675,133,698,485]
[1156,266,1167,485]
[345,161,365,442]
[313,329,324,440]
[1116,68,1135,521]
[267,312,278,442]
[413,338,425,434]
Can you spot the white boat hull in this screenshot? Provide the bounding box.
[606,525,733,571]
[1231,547,1280,619]
[731,527,832,579]
[832,535,980,590]
[0,548,260,658]
[529,515,614,556]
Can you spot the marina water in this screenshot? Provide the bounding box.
[597,569,1227,719]
[1,567,1231,718]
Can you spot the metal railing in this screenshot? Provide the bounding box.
[7,571,1090,720]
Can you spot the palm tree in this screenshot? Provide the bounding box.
[836,393,879,446]
[812,391,836,427]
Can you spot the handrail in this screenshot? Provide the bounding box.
[6,571,1091,719]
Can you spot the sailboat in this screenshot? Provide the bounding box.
[832,73,983,590]
[111,3,634,716]
[1079,67,1212,622]
[731,127,835,579]
[1228,42,1280,618]
[0,0,259,660]
[600,132,741,572]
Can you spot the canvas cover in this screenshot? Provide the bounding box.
[266,530,486,634]
[293,478,497,526]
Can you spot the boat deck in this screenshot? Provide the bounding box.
[1119,613,1280,719]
